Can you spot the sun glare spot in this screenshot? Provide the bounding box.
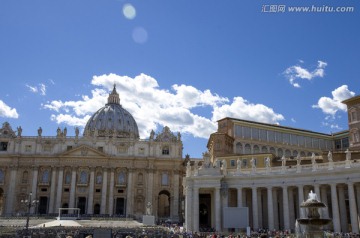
[132,27,148,44]
[123,4,136,20]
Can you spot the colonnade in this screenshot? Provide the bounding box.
[185,181,360,233]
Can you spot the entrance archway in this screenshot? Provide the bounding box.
[158,190,170,220]
[77,197,86,214]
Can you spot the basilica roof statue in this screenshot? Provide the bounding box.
[83,85,140,139]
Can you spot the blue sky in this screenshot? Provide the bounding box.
[0,0,359,158]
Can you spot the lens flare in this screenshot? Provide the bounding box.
[123,4,136,20]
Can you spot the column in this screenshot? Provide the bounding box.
[48,168,57,213]
[193,187,199,232]
[108,169,114,216]
[146,169,154,208]
[30,166,39,214]
[185,186,193,231]
[298,185,305,218]
[5,166,17,215]
[273,188,279,229]
[69,168,77,211]
[338,185,348,232]
[282,186,290,230]
[314,184,321,201]
[87,168,95,214]
[252,187,259,230]
[100,168,108,214]
[237,187,243,207]
[348,182,359,233]
[257,190,263,229]
[320,186,329,219]
[330,183,341,232]
[215,187,221,232]
[126,169,134,216]
[356,184,360,223]
[55,167,64,214]
[267,187,274,230]
[172,171,180,221]
[288,187,295,231]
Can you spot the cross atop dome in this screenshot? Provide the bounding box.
[107,84,120,105]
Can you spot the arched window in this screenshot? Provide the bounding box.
[96,172,102,184]
[277,148,283,157]
[161,172,169,186]
[270,147,276,155]
[41,170,49,183]
[244,144,251,154]
[236,142,242,154]
[261,146,268,153]
[300,151,306,157]
[118,172,126,185]
[80,171,88,184]
[65,172,71,184]
[162,146,170,155]
[285,149,291,157]
[253,145,260,154]
[293,150,298,157]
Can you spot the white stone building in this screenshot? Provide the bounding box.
[184,95,360,233]
[0,86,184,222]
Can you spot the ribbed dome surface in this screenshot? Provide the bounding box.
[83,86,139,139]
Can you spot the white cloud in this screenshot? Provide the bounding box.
[283,60,327,88]
[0,100,19,118]
[43,73,284,139]
[26,83,47,96]
[212,97,285,124]
[312,85,355,115]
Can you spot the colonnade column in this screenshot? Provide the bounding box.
[314,184,321,201]
[356,184,360,219]
[330,183,341,232]
[146,169,154,211]
[69,168,77,212]
[126,169,134,216]
[288,188,295,230]
[55,167,64,213]
[348,182,359,233]
[5,166,17,215]
[338,185,348,232]
[108,169,114,216]
[172,171,180,221]
[185,185,193,231]
[48,167,57,214]
[237,187,243,207]
[193,187,199,232]
[252,187,259,230]
[273,189,279,229]
[282,186,290,231]
[100,168,108,214]
[30,166,39,214]
[215,187,221,232]
[320,186,329,219]
[87,168,95,214]
[267,186,274,230]
[298,185,305,218]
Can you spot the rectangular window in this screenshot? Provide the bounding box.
[252,128,259,140]
[230,160,236,167]
[96,189,101,193]
[67,146,73,151]
[243,127,251,139]
[97,147,103,152]
[268,131,275,142]
[291,134,298,145]
[235,125,242,137]
[0,142,8,151]
[41,188,47,192]
[259,129,267,141]
[25,145,32,152]
[283,133,290,144]
[138,148,145,155]
[64,188,70,192]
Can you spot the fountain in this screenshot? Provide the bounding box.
[296,190,332,238]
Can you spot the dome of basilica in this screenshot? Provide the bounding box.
[83,85,139,139]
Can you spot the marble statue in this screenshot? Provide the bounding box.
[17,126,22,137]
[281,155,286,167]
[265,157,271,168]
[327,151,333,162]
[146,202,152,215]
[345,148,351,161]
[37,127,42,137]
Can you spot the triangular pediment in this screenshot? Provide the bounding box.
[59,145,108,157]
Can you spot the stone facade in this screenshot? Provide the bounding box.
[184,95,360,233]
[0,87,184,223]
